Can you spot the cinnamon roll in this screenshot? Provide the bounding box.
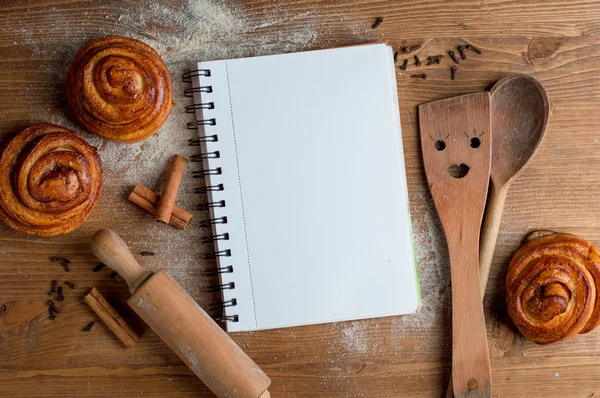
[0,124,103,236]
[67,36,173,143]
[506,230,600,344]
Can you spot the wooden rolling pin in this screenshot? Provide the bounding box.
[90,229,271,398]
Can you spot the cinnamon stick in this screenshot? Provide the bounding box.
[156,155,188,224]
[128,184,192,230]
[84,287,139,349]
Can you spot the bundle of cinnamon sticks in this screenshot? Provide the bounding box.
[128,154,192,230]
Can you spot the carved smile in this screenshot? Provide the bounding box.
[447,163,470,179]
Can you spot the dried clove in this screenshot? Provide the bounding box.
[57,286,65,302]
[50,279,57,294]
[400,59,408,71]
[458,45,467,60]
[414,55,422,66]
[403,44,421,54]
[371,17,384,29]
[393,51,399,63]
[427,56,443,65]
[50,256,71,272]
[140,251,155,256]
[410,74,427,79]
[49,300,61,314]
[82,321,95,332]
[448,50,460,64]
[466,44,482,54]
[451,66,457,80]
[92,263,106,272]
[64,281,76,289]
[110,271,118,279]
[0,302,7,313]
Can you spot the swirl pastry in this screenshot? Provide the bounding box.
[67,36,173,143]
[0,124,103,236]
[506,230,600,344]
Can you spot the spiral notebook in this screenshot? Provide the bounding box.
[184,43,420,332]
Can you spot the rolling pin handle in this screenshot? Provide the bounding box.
[90,229,153,294]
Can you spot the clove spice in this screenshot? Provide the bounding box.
[140,251,155,256]
[403,44,421,54]
[451,66,457,80]
[410,73,427,79]
[92,263,106,272]
[64,281,76,289]
[393,51,399,63]
[371,17,383,29]
[427,55,443,65]
[49,300,61,314]
[448,50,460,64]
[57,286,65,302]
[82,321,95,332]
[50,256,71,272]
[466,44,482,54]
[458,45,467,60]
[400,59,408,71]
[414,55,422,66]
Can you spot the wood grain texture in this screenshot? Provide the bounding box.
[2,0,600,397]
[419,93,493,397]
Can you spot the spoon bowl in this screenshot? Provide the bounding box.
[490,75,550,186]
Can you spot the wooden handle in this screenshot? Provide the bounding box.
[478,182,509,300]
[445,183,507,397]
[129,270,271,398]
[90,229,153,294]
[447,232,492,398]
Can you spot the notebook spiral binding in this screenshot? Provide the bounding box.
[184,69,239,323]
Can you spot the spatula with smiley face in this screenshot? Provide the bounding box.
[419,92,492,398]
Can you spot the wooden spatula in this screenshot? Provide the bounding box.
[419,92,492,398]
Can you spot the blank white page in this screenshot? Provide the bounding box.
[192,43,420,332]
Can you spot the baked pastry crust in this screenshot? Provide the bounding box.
[0,124,103,236]
[67,35,173,143]
[506,230,600,344]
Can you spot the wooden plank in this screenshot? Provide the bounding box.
[2,0,600,396]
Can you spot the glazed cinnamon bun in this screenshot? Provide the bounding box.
[0,124,103,236]
[67,36,173,143]
[506,230,600,344]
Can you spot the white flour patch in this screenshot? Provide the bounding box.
[338,321,368,354]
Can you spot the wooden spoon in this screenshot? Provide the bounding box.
[419,92,493,398]
[478,75,549,298]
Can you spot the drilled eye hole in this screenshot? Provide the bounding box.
[434,140,446,151]
[470,137,481,149]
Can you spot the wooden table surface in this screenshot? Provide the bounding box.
[2,0,600,397]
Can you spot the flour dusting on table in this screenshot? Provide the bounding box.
[11,0,446,340]
[15,0,326,302]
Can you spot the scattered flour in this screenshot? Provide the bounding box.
[9,0,333,302]
[8,1,448,342]
[339,321,368,354]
